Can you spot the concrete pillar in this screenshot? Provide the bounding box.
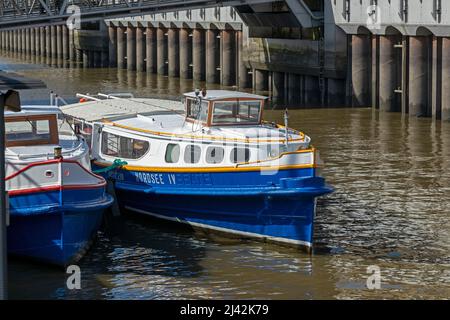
[136,27,145,72]
[17,29,22,53]
[126,26,136,71]
[34,28,40,56]
[168,28,179,77]
[83,50,89,68]
[351,34,371,107]
[13,30,17,53]
[192,28,205,81]
[379,35,398,112]
[254,69,268,91]
[40,27,46,57]
[108,25,117,67]
[272,71,284,102]
[443,38,450,121]
[55,25,62,59]
[221,29,235,86]
[62,25,69,61]
[89,50,95,68]
[26,28,31,55]
[46,26,51,59]
[408,36,429,117]
[371,35,379,109]
[69,29,76,61]
[206,29,218,83]
[22,29,26,54]
[157,28,167,75]
[237,30,249,89]
[117,26,126,69]
[146,27,156,73]
[179,28,191,79]
[29,28,35,55]
[51,25,57,58]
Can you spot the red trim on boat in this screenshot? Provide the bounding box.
[8,182,106,196]
[5,158,104,181]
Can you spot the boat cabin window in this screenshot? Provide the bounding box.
[186,98,209,123]
[5,114,59,147]
[184,145,201,164]
[212,100,261,125]
[230,147,251,163]
[101,132,149,160]
[206,146,225,164]
[165,144,181,163]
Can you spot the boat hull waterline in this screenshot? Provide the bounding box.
[95,163,332,251]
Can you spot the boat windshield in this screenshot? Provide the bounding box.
[186,98,209,123]
[5,114,59,147]
[211,100,261,125]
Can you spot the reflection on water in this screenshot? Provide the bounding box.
[2,52,449,300]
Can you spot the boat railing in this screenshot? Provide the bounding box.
[75,92,135,102]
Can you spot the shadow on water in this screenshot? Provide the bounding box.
[2,52,450,299]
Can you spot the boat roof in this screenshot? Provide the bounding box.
[60,98,184,122]
[4,105,61,117]
[184,90,267,101]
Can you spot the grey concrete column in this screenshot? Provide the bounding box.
[45,27,51,59]
[22,29,27,54]
[157,28,167,75]
[126,26,136,71]
[19,29,25,53]
[221,29,235,86]
[168,28,179,77]
[18,29,22,53]
[254,69,268,91]
[179,28,191,79]
[192,28,205,81]
[40,27,46,56]
[351,34,371,107]
[13,30,17,53]
[117,26,126,69]
[89,50,95,68]
[62,25,69,61]
[136,27,145,72]
[34,28,40,56]
[237,30,249,89]
[83,50,89,68]
[146,27,156,73]
[56,25,62,59]
[69,29,75,61]
[26,28,31,55]
[51,25,57,58]
[272,71,284,102]
[379,35,398,112]
[408,36,429,117]
[206,29,218,83]
[28,28,34,55]
[108,25,117,67]
[305,75,320,105]
[371,35,379,109]
[443,38,450,121]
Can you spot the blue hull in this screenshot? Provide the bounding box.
[99,166,332,250]
[7,188,113,266]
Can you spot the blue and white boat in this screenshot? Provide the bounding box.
[5,106,113,266]
[60,90,332,252]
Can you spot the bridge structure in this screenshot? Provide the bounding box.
[0,0,449,120]
[0,0,322,28]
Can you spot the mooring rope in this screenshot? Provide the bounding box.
[93,159,128,174]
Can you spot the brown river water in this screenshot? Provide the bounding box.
[1,53,449,299]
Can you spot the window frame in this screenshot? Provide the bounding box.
[209,98,264,126]
[205,146,225,164]
[230,147,251,164]
[183,144,202,164]
[165,143,181,164]
[5,114,59,147]
[100,130,150,160]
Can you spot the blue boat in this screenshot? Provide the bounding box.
[5,106,113,266]
[61,90,332,252]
